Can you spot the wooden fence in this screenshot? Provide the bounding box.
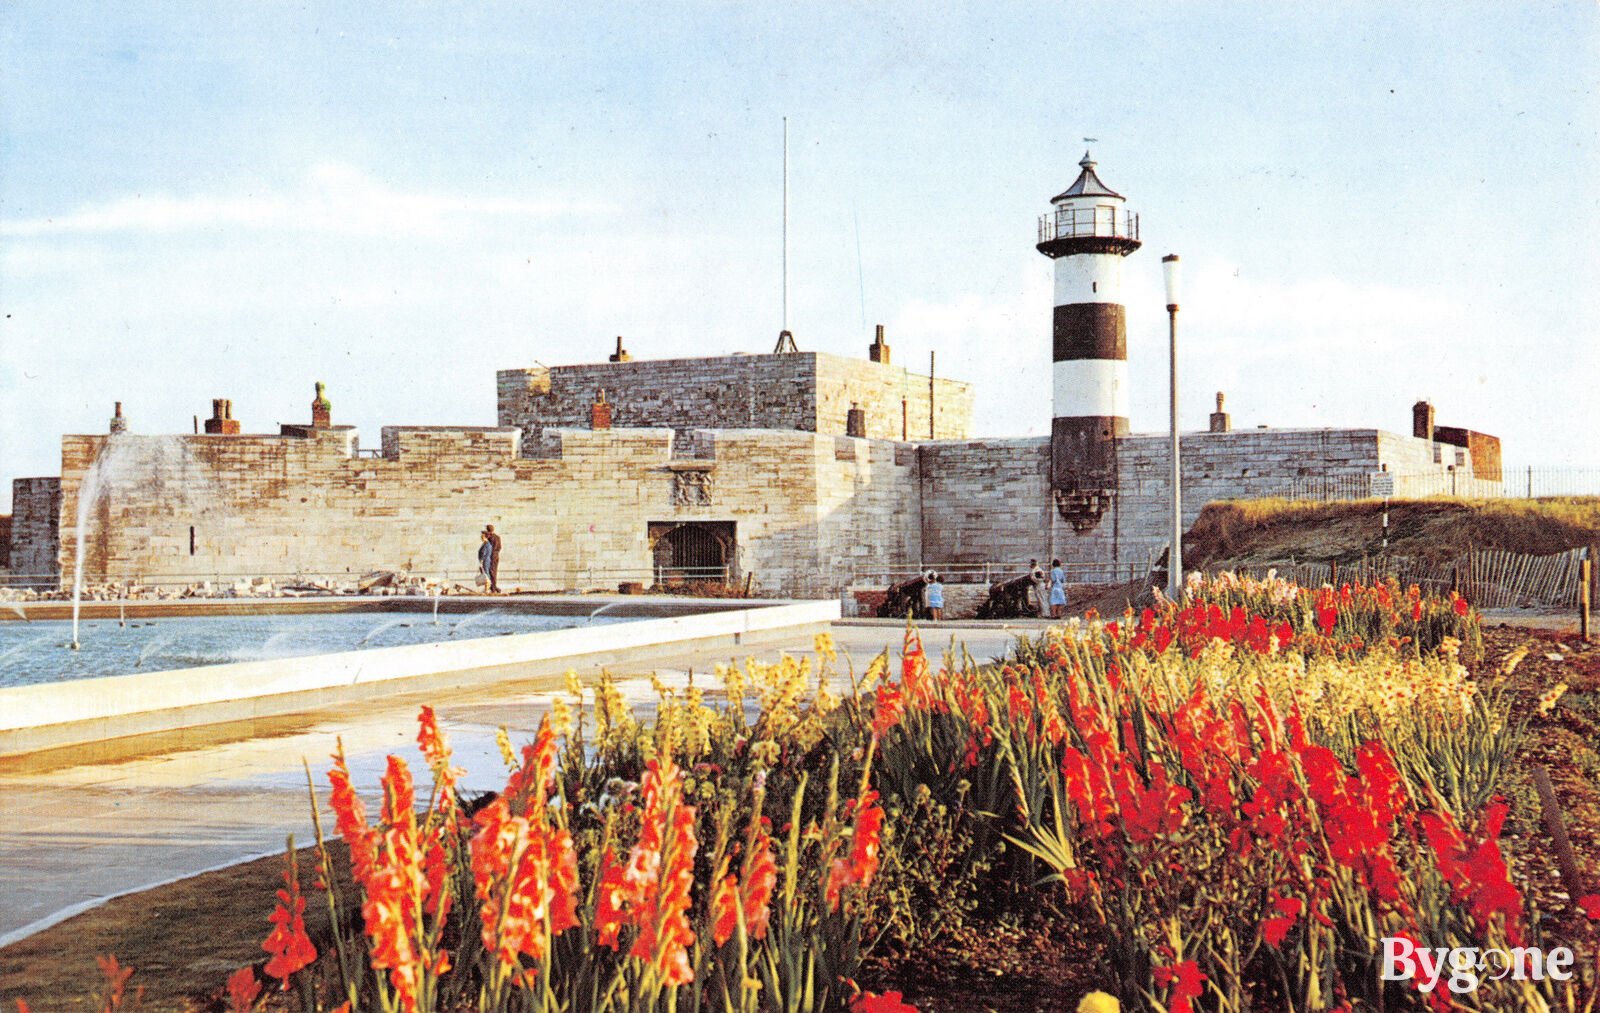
[1219,546,1593,610]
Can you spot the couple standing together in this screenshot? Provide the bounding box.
[477,524,502,593]
[1030,557,1068,618]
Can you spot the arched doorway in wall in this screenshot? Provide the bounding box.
[648,521,736,587]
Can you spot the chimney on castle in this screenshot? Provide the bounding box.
[109,401,128,435]
[591,389,613,430]
[846,401,867,437]
[1412,399,1435,441]
[1209,391,1231,433]
[311,381,332,428]
[609,337,632,363]
[204,398,240,435]
[869,324,890,364]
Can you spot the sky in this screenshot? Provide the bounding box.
[2,2,1597,511]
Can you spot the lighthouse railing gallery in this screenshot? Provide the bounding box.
[1037,205,1140,244]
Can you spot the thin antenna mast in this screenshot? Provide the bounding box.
[783,116,788,332]
[774,117,798,353]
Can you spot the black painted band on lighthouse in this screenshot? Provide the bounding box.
[1052,303,1127,362]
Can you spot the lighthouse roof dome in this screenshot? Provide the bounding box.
[1051,151,1124,202]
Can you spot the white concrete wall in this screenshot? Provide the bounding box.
[0,600,841,755]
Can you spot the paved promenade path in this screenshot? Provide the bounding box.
[0,619,1032,947]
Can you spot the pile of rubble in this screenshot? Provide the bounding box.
[0,571,499,603]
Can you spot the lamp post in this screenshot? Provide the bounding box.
[1163,254,1183,601]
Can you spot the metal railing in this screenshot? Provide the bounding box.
[849,559,1153,588]
[1232,467,1600,504]
[1,566,738,593]
[1037,206,1140,244]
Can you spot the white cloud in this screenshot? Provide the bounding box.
[1,165,617,239]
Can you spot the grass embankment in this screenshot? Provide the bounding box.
[1187,496,1600,569]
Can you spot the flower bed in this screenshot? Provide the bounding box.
[36,577,1600,1013]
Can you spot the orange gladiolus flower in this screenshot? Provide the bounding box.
[826,789,885,912]
[469,796,581,971]
[503,716,560,813]
[592,758,699,985]
[327,743,379,886]
[226,967,262,1013]
[416,704,463,797]
[357,756,431,1013]
[262,860,317,983]
[711,815,779,945]
[96,955,137,1011]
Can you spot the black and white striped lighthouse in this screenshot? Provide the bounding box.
[1036,152,1141,529]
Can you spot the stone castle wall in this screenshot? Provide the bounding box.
[9,478,60,582]
[23,422,1500,596]
[919,438,1053,567]
[914,428,1494,576]
[497,352,972,446]
[51,426,922,598]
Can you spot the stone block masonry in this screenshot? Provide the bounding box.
[919,438,1053,567]
[9,478,60,583]
[51,425,923,599]
[918,427,1496,575]
[497,351,972,447]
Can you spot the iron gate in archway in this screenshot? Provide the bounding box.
[648,521,736,586]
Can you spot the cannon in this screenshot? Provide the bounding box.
[876,575,930,620]
[975,572,1043,620]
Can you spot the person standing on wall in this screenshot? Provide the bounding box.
[485,524,503,593]
[1049,558,1068,619]
[477,530,494,591]
[1030,559,1048,618]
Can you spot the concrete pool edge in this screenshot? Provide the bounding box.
[0,599,840,757]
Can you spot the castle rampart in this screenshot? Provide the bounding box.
[497,351,972,447]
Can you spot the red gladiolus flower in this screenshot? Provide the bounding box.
[1453,596,1470,617]
[1153,959,1206,1013]
[262,861,317,983]
[1421,803,1527,947]
[1153,625,1174,654]
[1261,895,1304,946]
[226,967,261,1013]
[358,757,431,1013]
[1316,605,1337,637]
[852,991,919,1012]
[1578,893,1600,920]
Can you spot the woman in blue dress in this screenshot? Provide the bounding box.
[1048,558,1067,618]
[925,572,945,621]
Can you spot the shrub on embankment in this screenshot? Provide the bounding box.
[1187,496,1600,569]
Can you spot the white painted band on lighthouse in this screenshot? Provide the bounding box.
[1053,253,1124,306]
[1052,359,1128,420]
